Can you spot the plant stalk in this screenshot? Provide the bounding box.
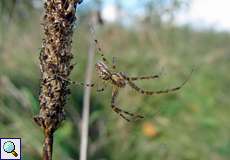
[34,1,82,159]
[80,35,95,160]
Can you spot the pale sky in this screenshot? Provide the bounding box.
[101,0,230,31]
[176,0,230,31]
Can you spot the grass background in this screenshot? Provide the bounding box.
[0,2,230,160]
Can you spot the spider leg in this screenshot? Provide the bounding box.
[90,26,110,66]
[92,28,119,71]
[112,56,117,70]
[111,86,144,122]
[94,39,110,65]
[70,80,95,88]
[97,88,105,92]
[96,81,107,92]
[123,68,162,81]
[93,77,107,92]
[126,69,194,96]
[129,74,160,81]
[55,74,95,88]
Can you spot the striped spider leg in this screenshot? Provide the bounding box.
[53,72,108,93]
[94,39,110,66]
[94,77,108,92]
[111,86,144,122]
[128,74,160,81]
[94,39,118,71]
[127,67,164,81]
[121,69,194,96]
[54,74,94,87]
[112,56,117,70]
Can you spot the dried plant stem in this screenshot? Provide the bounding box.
[80,37,95,160]
[43,131,53,159]
[34,1,81,160]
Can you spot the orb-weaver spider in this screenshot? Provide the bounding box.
[57,38,193,122]
[91,39,193,121]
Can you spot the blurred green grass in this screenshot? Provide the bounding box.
[0,11,230,160]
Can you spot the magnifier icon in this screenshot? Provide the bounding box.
[3,141,18,157]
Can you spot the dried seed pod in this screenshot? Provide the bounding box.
[34,0,81,159]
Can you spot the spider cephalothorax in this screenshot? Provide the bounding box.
[95,61,111,80]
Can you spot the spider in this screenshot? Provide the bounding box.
[59,38,193,122]
[92,39,193,122]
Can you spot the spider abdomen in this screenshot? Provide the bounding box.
[111,73,126,88]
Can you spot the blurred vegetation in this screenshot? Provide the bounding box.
[0,0,230,160]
